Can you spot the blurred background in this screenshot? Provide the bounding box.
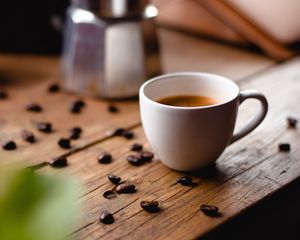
[0,0,69,54]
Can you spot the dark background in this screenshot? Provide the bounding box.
[0,0,69,54]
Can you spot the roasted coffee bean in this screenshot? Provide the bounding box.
[130,143,143,151]
[138,151,154,162]
[177,176,193,186]
[69,127,82,140]
[287,116,298,128]
[99,210,114,224]
[26,103,43,112]
[108,104,119,113]
[70,99,85,113]
[36,122,52,133]
[279,143,290,152]
[108,174,121,184]
[49,156,68,168]
[200,204,220,217]
[127,154,143,166]
[21,129,35,143]
[112,128,126,136]
[98,152,112,164]
[48,83,60,93]
[58,138,71,149]
[122,131,134,139]
[2,140,17,150]
[140,200,160,213]
[116,183,136,193]
[103,190,117,199]
[0,90,8,99]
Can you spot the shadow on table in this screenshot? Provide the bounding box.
[199,177,300,240]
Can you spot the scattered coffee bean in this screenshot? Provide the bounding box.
[48,83,60,93]
[177,176,194,186]
[98,152,112,164]
[138,151,154,162]
[69,127,82,140]
[287,116,298,128]
[140,200,160,213]
[130,143,143,151]
[112,128,126,136]
[58,138,71,149]
[2,140,17,150]
[279,143,290,152]
[116,183,136,194]
[21,129,35,143]
[0,90,8,99]
[70,99,85,113]
[200,204,220,217]
[36,122,52,133]
[108,174,121,184]
[127,154,143,166]
[108,104,119,113]
[99,210,114,224]
[103,190,117,199]
[49,156,68,168]
[26,103,43,112]
[122,131,134,139]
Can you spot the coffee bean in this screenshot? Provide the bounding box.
[130,143,143,151]
[48,83,60,93]
[0,90,8,99]
[140,200,160,213]
[122,131,134,139]
[127,154,143,166]
[36,122,52,133]
[70,99,85,113]
[279,143,290,152]
[2,140,17,150]
[69,127,82,140]
[108,104,119,113]
[58,138,71,149]
[103,190,117,199]
[98,152,112,164]
[138,151,154,162]
[21,129,35,143]
[26,103,43,112]
[75,99,85,108]
[177,176,193,186]
[200,204,220,217]
[99,210,114,224]
[108,174,121,184]
[116,183,136,194]
[287,116,298,128]
[112,128,126,136]
[49,156,68,168]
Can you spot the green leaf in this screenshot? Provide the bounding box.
[0,168,78,240]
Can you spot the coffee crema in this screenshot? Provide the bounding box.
[157,95,218,107]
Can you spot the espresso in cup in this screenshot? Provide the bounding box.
[157,95,218,107]
[139,72,268,171]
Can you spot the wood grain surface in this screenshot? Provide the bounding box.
[2,29,299,239]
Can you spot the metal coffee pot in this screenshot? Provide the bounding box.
[61,0,161,99]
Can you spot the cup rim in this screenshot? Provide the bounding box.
[139,72,240,110]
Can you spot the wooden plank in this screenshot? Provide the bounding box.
[0,29,274,166]
[39,57,300,239]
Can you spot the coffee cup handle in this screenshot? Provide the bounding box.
[230,89,268,144]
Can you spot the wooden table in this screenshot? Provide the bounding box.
[1,28,300,239]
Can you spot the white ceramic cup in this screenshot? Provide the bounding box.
[139,72,268,171]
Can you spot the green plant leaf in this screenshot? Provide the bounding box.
[0,168,78,240]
